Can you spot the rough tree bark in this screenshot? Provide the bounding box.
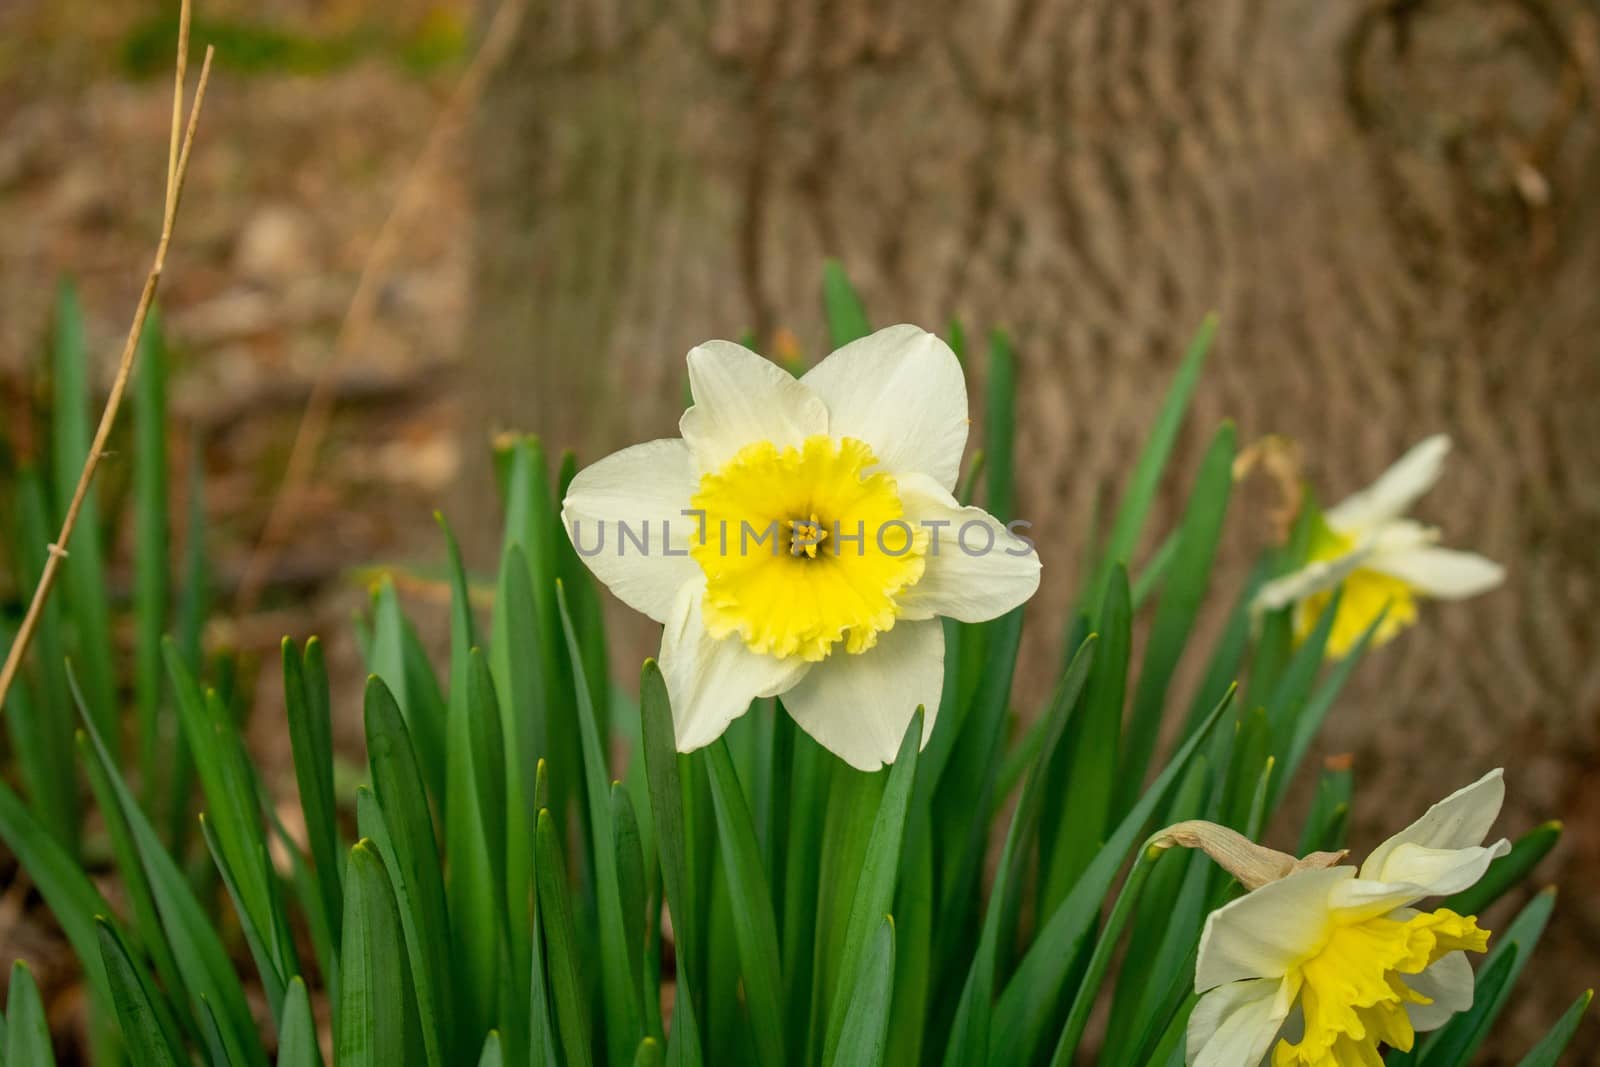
[469,0,1600,1048]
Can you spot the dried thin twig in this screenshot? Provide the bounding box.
[0,2,214,712]
[232,0,528,614]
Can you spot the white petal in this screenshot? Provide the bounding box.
[1369,547,1505,600]
[680,340,828,474]
[1357,842,1508,898]
[779,618,942,771]
[801,325,969,491]
[1196,867,1353,990]
[561,438,703,623]
[1406,951,1475,1032]
[1251,546,1372,614]
[1187,977,1297,1067]
[1324,435,1451,533]
[895,474,1041,623]
[1361,770,1507,883]
[659,579,810,752]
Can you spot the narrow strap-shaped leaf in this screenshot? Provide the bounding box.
[268,811,338,1037]
[821,712,922,1064]
[703,740,787,1067]
[990,686,1235,1064]
[198,814,286,1020]
[930,609,1023,987]
[1098,757,1211,1063]
[51,281,118,742]
[1516,988,1593,1067]
[1129,530,1178,608]
[1217,707,1272,832]
[828,917,895,1067]
[1262,584,1343,755]
[363,678,452,1067]
[1115,421,1234,815]
[467,648,510,919]
[1049,846,1165,1064]
[196,996,235,1066]
[1042,567,1129,913]
[507,439,581,855]
[1146,992,1197,1067]
[1240,493,1322,709]
[1085,313,1217,614]
[1176,562,1260,745]
[277,977,324,1067]
[338,841,418,1067]
[368,579,448,803]
[942,640,1096,1065]
[166,448,207,854]
[884,823,933,1067]
[1275,601,1381,800]
[97,919,182,1066]
[1295,760,1353,857]
[438,515,500,1039]
[780,727,827,1045]
[535,808,595,1067]
[1115,893,1205,1067]
[132,310,170,814]
[6,961,57,1067]
[662,977,704,1067]
[490,542,543,1020]
[479,1032,505,1067]
[613,783,649,1027]
[557,581,643,1061]
[5,475,80,849]
[807,763,882,1063]
[529,797,562,1067]
[283,638,343,942]
[0,779,111,1006]
[70,666,264,1067]
[556,449,612,741]
[73,730,190,1040]
[164,642,292,987]
[640,661,706,1065]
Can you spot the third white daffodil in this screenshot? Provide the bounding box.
[561,325,1041,770]
[1180,769,1511,1066]
[1253,435,1504,658]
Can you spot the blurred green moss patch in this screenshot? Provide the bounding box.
[120,7,466,79]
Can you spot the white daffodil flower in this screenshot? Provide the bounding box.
[1253,435,1504,658]
[561,325,1041,770]
[1185,769,1511,1067]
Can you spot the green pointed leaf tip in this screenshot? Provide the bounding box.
[1515,988,1591,1067]
[822,260,871,346]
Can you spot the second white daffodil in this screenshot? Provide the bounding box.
[1253,435,1503,657]
[561,325,1041,770]
[1179,769,1511,1066]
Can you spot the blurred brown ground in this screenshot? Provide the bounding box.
[2,0,1598,1060]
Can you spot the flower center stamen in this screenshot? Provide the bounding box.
[790,513,829,558]
[689,435,928,662]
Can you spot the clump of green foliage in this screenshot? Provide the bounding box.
[0,271,1589,1065]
